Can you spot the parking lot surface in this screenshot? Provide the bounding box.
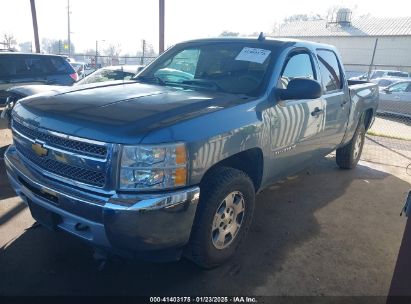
[0,127,410,296]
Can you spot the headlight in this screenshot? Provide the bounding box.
[119,143,187,190]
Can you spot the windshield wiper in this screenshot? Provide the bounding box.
[135,75,166,86]
[180,79,223,92]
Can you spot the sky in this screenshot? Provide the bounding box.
[1,0,410,55]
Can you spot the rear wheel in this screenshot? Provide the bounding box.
[186,167,255,269]
[336,122,366,169]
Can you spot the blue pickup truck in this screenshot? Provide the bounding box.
[4,37,378,268]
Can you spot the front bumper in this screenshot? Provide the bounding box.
[4,145,200,261]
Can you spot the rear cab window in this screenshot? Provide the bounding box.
[316,49,344,93]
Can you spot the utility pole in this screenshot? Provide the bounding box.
[159,0,165,54]
[95,40,105,69]
[30,0,40,53]
[67,0,71,57]
[141,39,146,65]
[367,38,379,81]
[95,40,98,69]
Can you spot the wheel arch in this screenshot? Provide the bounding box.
[200,148,264,193]
[363,108,374,130]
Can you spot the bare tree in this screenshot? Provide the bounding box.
[104,43,122,57]
[282,13,323,24]
[41,38,75,55]
[219,31,240,37]
[325,6,340,22]
[3,33,17,49]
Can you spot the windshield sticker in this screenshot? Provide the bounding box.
[235,47,271,64]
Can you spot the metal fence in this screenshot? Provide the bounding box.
[70,54,157,68]
[344,64,411,79]
[342,63,411,170]
[361,114,411,170]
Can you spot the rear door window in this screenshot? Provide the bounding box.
[0,55,71,79]
[0,56,11,77]
[317,49,343,93]
[0,55,47,78]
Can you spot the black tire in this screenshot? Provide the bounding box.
[336,121,366,169]
[186,167,255,269]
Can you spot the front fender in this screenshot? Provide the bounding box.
[140,97,269,186]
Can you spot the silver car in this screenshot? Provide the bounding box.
[371,77,411,89]
[378,80,411,118]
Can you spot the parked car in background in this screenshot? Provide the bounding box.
[350,70,410,81]
[4,37,378,268]
[70,62,87,79]
[378,80,411,118]
[0,52,78,106]
[0,65,145,124]
[370,77,410,89]
[78,65,144,85]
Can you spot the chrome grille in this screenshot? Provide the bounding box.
[15,141,106,187]
[13,120,107,158]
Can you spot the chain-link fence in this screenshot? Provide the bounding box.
[345,63,411,170]
[362,114,411,170]
[69,54,157,74]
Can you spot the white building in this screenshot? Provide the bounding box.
[277,10,411,75]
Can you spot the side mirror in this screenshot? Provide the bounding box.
[278,78,322,100]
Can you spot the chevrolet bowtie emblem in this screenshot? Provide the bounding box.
[32,142,48,157]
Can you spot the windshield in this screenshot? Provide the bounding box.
[76,68,135,85]
[136,42,274,96]
[377,79,394,87]
[370,71,384,79]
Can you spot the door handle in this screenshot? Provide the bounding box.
[311,107,324,117]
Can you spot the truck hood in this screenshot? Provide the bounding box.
[13,82,250,144]
[8,80,135,98]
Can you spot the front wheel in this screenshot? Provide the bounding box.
[186,167,255,269]
[336,123,366,169]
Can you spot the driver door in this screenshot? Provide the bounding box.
[267,51,325,181]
